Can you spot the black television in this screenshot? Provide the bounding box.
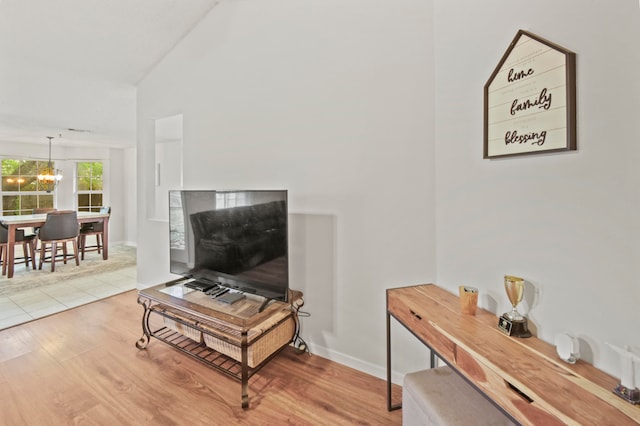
[169,190,289,302]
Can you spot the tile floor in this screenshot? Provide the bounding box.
[0,262,137,330]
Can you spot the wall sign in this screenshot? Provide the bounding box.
[484,30,576,158]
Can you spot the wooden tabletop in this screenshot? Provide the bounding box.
[139,279,300,330]
[0,211,109,225]
[387,284,640,425]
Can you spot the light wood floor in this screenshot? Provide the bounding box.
[0,290,403,425]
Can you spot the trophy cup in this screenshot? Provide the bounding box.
[497,275,531,338]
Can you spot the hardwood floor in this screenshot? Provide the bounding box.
[0,290,403,425]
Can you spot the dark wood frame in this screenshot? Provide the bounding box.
[484,30,577,159]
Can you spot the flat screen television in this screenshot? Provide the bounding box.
[169,189,289,302]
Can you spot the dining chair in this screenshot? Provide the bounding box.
[78,206,110,260]
[32,208,56,250]
[1,224,37,275]
[37,210,80,272]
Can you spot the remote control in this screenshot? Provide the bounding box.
[214,288,229,298]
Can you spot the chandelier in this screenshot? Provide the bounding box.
[37,136,63,193]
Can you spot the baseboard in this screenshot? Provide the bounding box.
[306,342,404,385]
[110,240,137,248]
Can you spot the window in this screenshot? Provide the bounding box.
[1,159,55,215]
[77,162,103,212]
[169,191,184,250]
[216,192,247,209]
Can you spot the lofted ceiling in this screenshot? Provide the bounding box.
[0,0,220,149]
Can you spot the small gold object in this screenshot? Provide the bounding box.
[504,275,525,321]
[498,275,531,338]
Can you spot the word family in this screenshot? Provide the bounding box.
[510,88,552,116]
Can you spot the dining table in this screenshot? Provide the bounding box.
[0,211,110,278]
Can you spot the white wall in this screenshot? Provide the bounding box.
[123,147,137,246]
[137,0,436,377]
[434,0,640,379]
[137,0,639,383]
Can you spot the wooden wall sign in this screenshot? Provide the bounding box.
[484,30,576,158]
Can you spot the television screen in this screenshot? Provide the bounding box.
[169,190,289,302]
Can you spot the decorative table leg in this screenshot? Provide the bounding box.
[136,296,152,349]
[241,330,249,408]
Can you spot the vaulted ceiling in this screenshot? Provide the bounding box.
[0,0,219,148]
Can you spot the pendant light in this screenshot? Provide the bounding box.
[37,136,63,193]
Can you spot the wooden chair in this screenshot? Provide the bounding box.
[37,211,80,272]
[78,206,110,260]
[1,224,37,276]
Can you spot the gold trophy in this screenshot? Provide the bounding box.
[497,275,531,338]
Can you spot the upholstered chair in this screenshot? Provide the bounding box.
[37,210,80,272]
[78,206,110,260]
[32,207,57,250]
[0,224,37,275]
